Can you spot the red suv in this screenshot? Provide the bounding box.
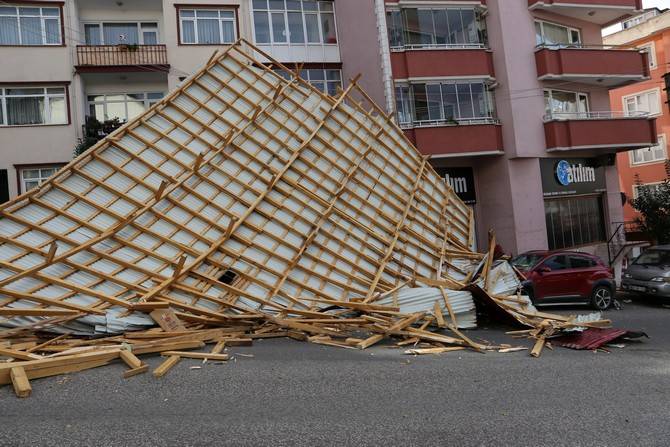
[511,250,615,310]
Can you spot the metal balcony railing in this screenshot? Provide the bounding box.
[391,42,488,52]
[76,45,169,68]
[543,110,650,122]
[535,43,640,51]
[399,116,499,130]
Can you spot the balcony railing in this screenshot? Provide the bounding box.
[76,45,169,71]
[390,42,488,52]
[544,111,649,121]
[399,116,499,130]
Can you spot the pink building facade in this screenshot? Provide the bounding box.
[373,0,656,257]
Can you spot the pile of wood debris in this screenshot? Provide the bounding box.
[0,41,612,398]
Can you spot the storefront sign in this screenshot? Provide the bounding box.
[540,158,606,197]
[434,167,477,204]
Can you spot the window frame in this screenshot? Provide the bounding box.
[15,163,66,194]
[543,88,590,120]
[87,91,164,123]
[622,87,662,117]
[273,66,342,95]
[534,19,581,47]
[175,5,239,46]
[637,41,657,70]
[0,3,65,47]
[0,83,70,127]
[629,134,667,166]
[82,21,161,45]
[388,6,486,51]
[394,79,497,128]
[633,182,663,200]
[251,0,338,47]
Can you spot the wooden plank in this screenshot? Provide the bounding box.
[404,347,465,355]
[10,367,31,398]
[123,364,149,378]
[150,308,187,332]
[160,351,229,361]
[0,347,42,361]
[530,337,546,358]
[119,350,142,370]
[433,301,446,328]
[153,355,180,378]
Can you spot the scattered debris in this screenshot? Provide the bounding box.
[0,40,637,398]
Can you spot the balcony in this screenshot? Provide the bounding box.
[75,45,169,73]
[535,45,649,87]
[528,0,642,25]
[543,111,657,152]
[402,119,504,157]
[391,46,495,80]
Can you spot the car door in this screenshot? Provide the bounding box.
[533,255,572,302]
[567,255,598,299]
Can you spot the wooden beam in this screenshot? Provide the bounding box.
[153,355,180,378]
[10,367,31,398]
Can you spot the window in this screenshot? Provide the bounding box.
[568,255,597,269]
[252,0,336,45]
[0,86,67,126]
[179,8,236,44]
[0,5,62,45]
[633,182,663,199]
[630,135,666,165]
[19,166,60,193]
[535,20,580,46]
[395,81,495,127]
[623,89,661,117]
[637,42,657,70]
[545,196,606,250]
[541,255,570,271]
[88,92,163,122]
[544,89,589,119]
[84,22,159,45]
[274,68,341,95]
[388,7,485,49]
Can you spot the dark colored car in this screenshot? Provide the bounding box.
[621,245,670,299]
[511,250,615,310]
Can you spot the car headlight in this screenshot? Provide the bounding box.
[623,273,632,279]
[650,277,670,283]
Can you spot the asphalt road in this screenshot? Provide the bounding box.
[2,297,669,447]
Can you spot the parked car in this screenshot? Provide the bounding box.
[621,245,670,299]
[511,250,615,310]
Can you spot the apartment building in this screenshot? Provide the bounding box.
[377,0,657,256]
[0,0,384,201]
[0,0,658,259]
[605,8,670,239]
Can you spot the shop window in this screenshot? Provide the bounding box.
[630,135,666,165]
[178,8,236,45]
[252,0,336,45]
[0,5,62,46]
[18,165,60,193]
[0,86,67,126]
[544,196,606,250]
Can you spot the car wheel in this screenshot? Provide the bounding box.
[591,286,613,310]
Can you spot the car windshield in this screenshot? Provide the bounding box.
[633,250,670,267]
[511,253,545,270]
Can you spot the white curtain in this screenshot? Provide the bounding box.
[197,18,220,44]
[0,17,19,44]
[7,97,44,125]
[103,23,139,45]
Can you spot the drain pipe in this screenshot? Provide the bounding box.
[374,0,395,116]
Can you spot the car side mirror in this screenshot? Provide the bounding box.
[537,266,552,274]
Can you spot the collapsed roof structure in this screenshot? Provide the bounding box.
[0,40,477,336]
[0,41,617,396]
